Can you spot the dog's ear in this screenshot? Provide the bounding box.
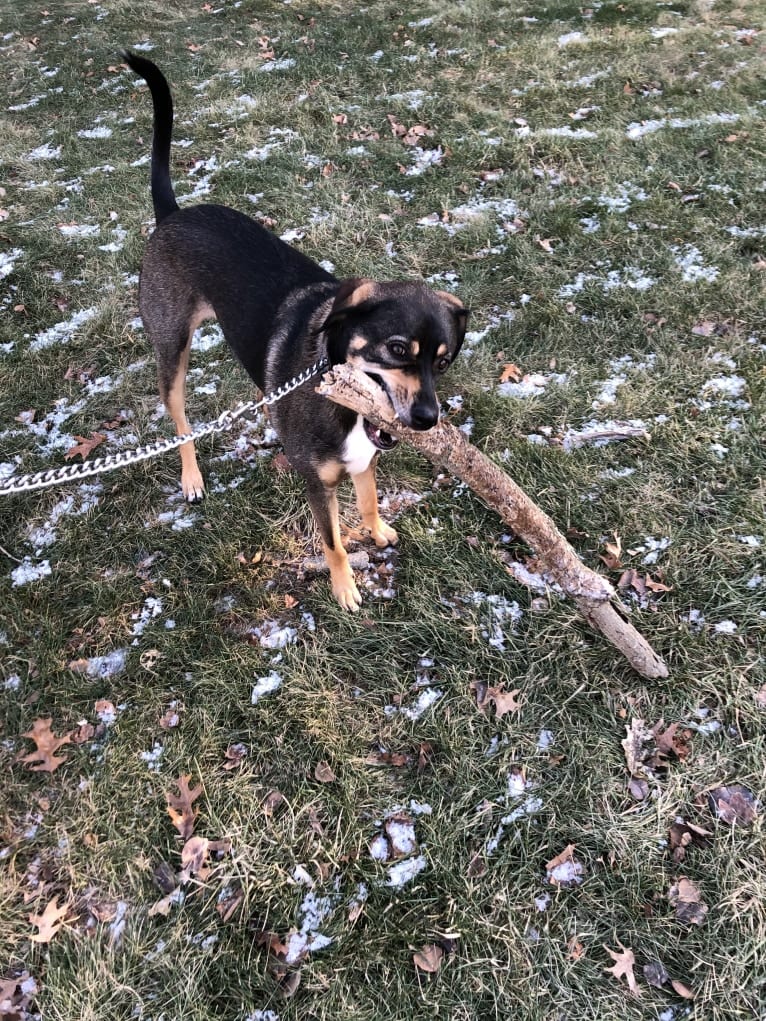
[436,290,469,355]
[320,278,378,333]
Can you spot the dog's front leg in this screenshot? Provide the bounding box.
[305,475,362,611]
[351,462,398,548]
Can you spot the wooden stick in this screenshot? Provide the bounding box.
[317,365,669,680]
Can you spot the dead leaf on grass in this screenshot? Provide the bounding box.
[470,680,522,718]
[413,943,443,973]
[707,784,757,827]
[603,942,641,997]
[668,877,708,926]
[545,844,585,887]
[18,718,73,773]
[222,742,248,770]
[166,774,203,840]
[671,978,695,999]
[668,817,712,863]
[64,432,106,461]
[314,760,336,783]
[29,895,72,943]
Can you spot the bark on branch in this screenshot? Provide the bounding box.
[317,364,669,680]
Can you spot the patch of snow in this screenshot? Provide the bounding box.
[11,558,52,586]
[251,670,283,704]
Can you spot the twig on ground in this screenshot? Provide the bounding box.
[317,365,669,680]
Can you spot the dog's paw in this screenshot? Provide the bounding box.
[181,469,206,503]
[370,520,398,548]
[332,575,363,612]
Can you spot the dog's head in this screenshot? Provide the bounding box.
[321,278,467,446]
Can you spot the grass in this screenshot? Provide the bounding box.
[1,0,765,1018]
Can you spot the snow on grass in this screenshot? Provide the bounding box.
[464,592,523,652]
[498,371,569,399]
[29,306,98,351]
[26,142,61,160]
[485,770,543,855]
[0,248,23,280]
[385,856,427,887]
[626,111,739,139]
[558,265,656,298]
[671,244,719,284]
[10,558,51,586]
[58,223,100,238]
[404,146,444,176]
[26,484,102,554]
[251,670,283,704]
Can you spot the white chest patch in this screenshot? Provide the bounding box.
[342,416,377,476]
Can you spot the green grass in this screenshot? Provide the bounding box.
[1,1,765,1018]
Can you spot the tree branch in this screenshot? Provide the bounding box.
[317,364,669,680]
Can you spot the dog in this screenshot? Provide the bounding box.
[123,52,467,610]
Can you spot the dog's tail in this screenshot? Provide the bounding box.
[121,50,179,223]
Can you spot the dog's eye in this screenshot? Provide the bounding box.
[388,340,408,359]
[437,356,451,373]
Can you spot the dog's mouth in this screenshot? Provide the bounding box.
[363,418,398,450]
[362,372,398,449]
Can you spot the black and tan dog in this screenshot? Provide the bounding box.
[124,52,467,610]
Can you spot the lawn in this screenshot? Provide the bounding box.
[1,1,764,1019]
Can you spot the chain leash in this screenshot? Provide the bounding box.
[0,357,330,497]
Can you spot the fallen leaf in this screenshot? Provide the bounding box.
[536,236,555,253]
[668,817,712,863]
[567,937,585,961]
[279,970,301,998]
[18,718,73,772]
[223,742,248,770]
[599,534,623,571]
[621,718,654,778]
[385,814,417,858]
[486,685,522,718]
[603,942,641,997]
[467,852,487,878]
[166,775,203,840]
[216,884,244,922]
[139,648,161,671]
[64,432,106,461]
[545,844,585,886]
[499,362,522,384]
[668,877,708,926]
[413,943,444,973]
[159,706,181,730]
[314,760,336,783]
[263,789,285,816]
[653,721,692,762]
[670,978,695,999]
[707,784,756,827]
[627,776,649,801]
[29,896,71,943]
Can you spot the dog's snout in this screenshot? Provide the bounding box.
[408,402,439,431]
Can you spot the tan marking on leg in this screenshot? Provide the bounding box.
[323,489,362,610]
[316,458,345,488]
[164,302,215,503]
[352,462,398,548]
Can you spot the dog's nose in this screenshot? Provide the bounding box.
[409,405,439,430]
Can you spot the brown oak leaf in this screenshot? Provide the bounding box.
[29,895,71,943]
[166,774,203,840]
[64,432,106,461]
[708,784,756,827]
[603,942,641,997]
[19,718,73,772]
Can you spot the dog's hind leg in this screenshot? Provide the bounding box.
[351,463,398,548]
[147,302,214,503]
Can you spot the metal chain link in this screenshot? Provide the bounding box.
[0,357,330,497]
